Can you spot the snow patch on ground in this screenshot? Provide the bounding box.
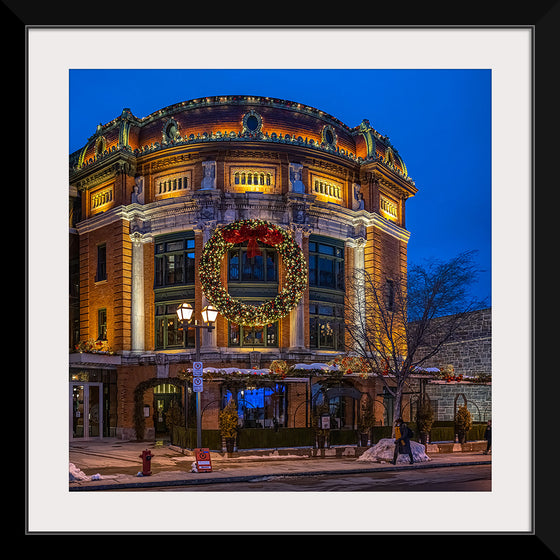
[69,463,102,482]
[357,438,431,464]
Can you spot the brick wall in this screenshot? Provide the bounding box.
[79,219,132,351]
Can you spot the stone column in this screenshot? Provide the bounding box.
[289,225,308,349]
[348,237,367,346]
[130,232,149,353]
[200,222,218,351]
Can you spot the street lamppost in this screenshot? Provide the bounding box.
[176,302,219,448]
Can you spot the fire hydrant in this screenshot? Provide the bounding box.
[139,449,154,476]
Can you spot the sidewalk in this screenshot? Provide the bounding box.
[69,439,492,491]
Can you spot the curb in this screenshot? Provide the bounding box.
[68,458,492,492]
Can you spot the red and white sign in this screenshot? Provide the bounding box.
[194,448,212,472]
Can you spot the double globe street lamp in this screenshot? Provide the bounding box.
[176,302,219,360]
[176,302,219,448]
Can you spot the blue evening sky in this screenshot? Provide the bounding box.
[69,69,491,306]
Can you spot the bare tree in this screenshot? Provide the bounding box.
[344,250,487,425]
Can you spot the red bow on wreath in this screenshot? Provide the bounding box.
[222,224,284,258]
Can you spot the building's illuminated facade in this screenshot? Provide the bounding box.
[69,95,418,442]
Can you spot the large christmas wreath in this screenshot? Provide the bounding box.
[199,219,307,326]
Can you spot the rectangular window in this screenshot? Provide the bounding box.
[244,325,263,346]
[228,321,278,347]
[155,303,195,349]
[309,303,344,350]
[166,240,184,252]
[229,251,240,281]
[386,279,395,311]
[308,237,344,291]
[166,253,184,284]
[97,308,107,340]
[266,252,277,282]
[318,257,334,287]
[96,244,107,282]
[154,234,195,287]
[228,248,277,283]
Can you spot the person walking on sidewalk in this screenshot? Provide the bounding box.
[392,418,414,464]
[483,420,492,454]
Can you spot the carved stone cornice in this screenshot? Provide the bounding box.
[75,185,411,246]
[71,151,137,191]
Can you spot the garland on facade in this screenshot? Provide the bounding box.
[74,339,116,355]
[199,219,307,326]
[177,366,347,387]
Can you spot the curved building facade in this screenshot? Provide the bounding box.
[69,95,418,441]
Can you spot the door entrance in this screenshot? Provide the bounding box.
[70,383,103,439]
[153,383,181,436]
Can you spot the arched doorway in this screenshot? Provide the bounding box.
[153,382,182,436]
[311,382,362,430]
[133,377,185,441]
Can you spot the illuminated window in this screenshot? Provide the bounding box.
[380,195,398,220]
[91,187,113,209]
[155,171,191,196]
[223,384,286,428]
[97,308,107,340]
[228,322,278,348]
[313,178,342,200]
[155,303,195,349]
[309,303,345,351]
[230,168,275,189]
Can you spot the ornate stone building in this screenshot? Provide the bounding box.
[69,95,418,441]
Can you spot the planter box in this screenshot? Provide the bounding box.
[69,352,121,366]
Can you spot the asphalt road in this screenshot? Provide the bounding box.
[116,464,491,492]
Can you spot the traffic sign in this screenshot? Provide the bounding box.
[193,362,203,376]
[194,448,212,472]
[193,376,203,392]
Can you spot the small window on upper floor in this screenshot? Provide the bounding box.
[386,279,395,311]
[96,244,107,282]
[97,308,107,341]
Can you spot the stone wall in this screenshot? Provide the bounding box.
[410,308,492,422]
[414,308,491,378]
[424,382,491,422]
